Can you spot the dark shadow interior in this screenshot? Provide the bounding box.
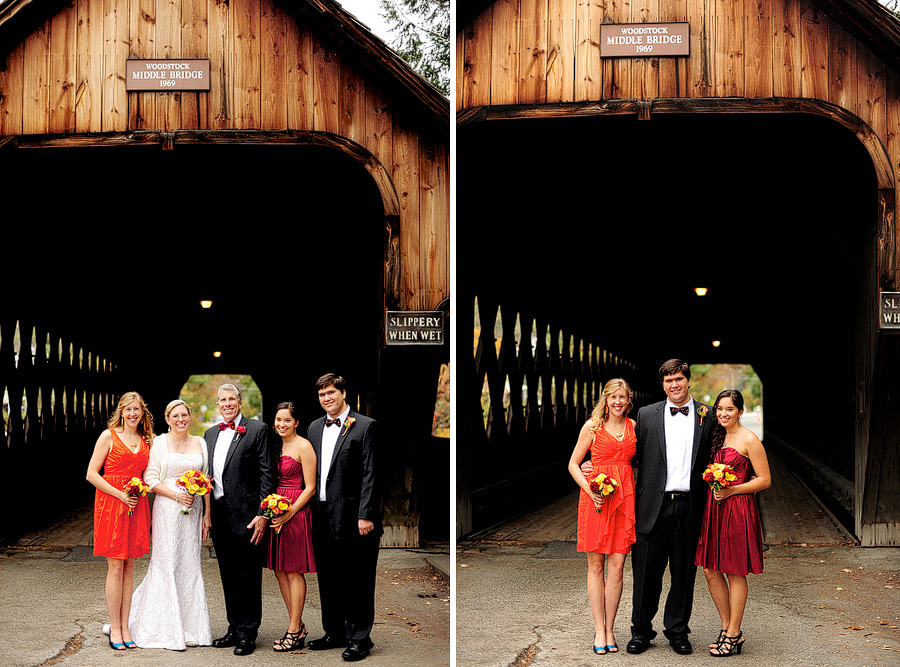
[6,143,385,422]
[459,112,877,531]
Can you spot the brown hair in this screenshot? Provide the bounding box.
[315,373,346,392]
[658,358,691,383]
[708,389,745,461]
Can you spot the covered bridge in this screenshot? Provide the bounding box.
[0,0,449,546]
[457,0,900,545]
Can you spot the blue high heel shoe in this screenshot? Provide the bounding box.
[593,644,607,654]
[607,643,619,653]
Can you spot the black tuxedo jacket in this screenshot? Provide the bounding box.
[308,409,382,540]
[204,416,275,535]
[633,398,714,538]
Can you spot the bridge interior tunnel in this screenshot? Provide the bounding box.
[458,111,877,534]
[7,143,385,414]
[2,143,449,543]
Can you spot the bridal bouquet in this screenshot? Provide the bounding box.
[260,493,292,533]
[703,462,737,505]
[175,469,212,515]
[123,476,149,515]
[588,471,619,513]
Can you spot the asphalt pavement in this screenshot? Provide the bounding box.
[0,503,450,667]
[457,450,900,667]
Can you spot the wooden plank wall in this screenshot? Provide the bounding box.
[0,0,448,312]
[458,0,898,204]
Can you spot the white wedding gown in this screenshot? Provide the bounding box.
[129,452,213,650]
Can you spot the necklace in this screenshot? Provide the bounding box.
[119,430,142,452]
[606,420,626,440]
[168,433,193,452]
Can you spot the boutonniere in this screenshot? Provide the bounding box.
[236,425,247,434]
[342,417,356,436]
[697,405,708,425]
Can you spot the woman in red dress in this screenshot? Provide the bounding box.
[568,378,636,655]
[266,401,318,652]
[694,389,771,657]
[86,391,154,651]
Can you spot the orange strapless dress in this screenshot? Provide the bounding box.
[93,429,151,559]
[576,420,636,554]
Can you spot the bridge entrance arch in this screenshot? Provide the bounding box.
[459,105,890,543]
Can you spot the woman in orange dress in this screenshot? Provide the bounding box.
[568,378,636,655]
[86,391,154,651]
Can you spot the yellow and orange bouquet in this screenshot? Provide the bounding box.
[260,493,292,533]
[588,471,619,513]
[175,469,212,515]
[703,462,737,504]
[123,476,149,515]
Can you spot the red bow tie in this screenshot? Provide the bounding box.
[219,421,237,431]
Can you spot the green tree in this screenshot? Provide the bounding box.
[689,364,763,411]
[379,0,450,96]
[180,374,262,435]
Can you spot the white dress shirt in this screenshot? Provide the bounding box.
[319,405,351,501]
[212,412,242,500]
[664,399,694,492]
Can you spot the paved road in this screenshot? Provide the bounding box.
[457,450,900,667]
[0,504,450,667]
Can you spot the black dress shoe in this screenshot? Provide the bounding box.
[308,635,350,651]
[669,635,693,655]
[626,637,651,654]
[211,632,239,648]
[342,639,374,661]
[234,638,256,656]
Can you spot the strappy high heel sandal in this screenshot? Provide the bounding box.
[274,623,307,652]
[709,629,727,649]
[710,631,743,657]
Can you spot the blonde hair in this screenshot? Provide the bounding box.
[108,391,155,441]
[164,399,192,420]
[589,378,633,434]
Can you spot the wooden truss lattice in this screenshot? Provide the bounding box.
[470,294,648,490]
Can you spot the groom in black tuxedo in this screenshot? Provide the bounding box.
[626,359,714,655]
[206,383,275,656]
[306,373,381,662]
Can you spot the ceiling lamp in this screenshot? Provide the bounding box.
[712,340,721,348]
[200,300,213,309]
[213,351,222,358]
[694,286,708,296]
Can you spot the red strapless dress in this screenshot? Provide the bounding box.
[694,447,764,575]
[93,429,151,559]
[266,455,317,573]
[576,421,636,554]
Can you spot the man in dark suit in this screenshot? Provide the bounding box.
[625,359,714,655]
[206,383,275,656]
[306,373,381,662]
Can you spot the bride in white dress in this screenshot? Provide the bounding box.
[129,399,213,650]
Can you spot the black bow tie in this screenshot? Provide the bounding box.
[670,406,690,416]
[325,418,342,427]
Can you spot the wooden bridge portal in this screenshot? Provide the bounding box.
[457,0,900,546]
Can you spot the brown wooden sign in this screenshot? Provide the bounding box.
[600,23,690,58]
[879,292,900,330]
[126,59,211,91]
[386,311,444,345]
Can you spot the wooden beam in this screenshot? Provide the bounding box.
[458,97,896,190]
